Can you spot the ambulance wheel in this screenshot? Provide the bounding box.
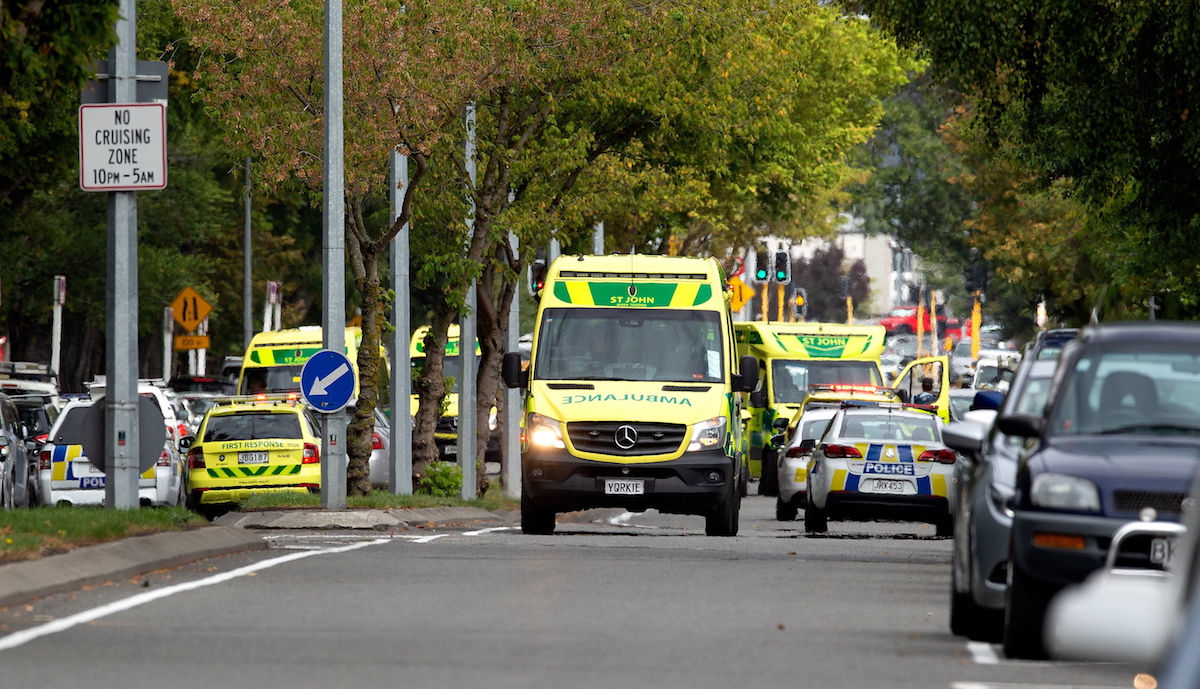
[705,481,740,537]
[756,447,779,496]
[775,496,798,521]
[804,493,827,533]
[521,490,556,535]
[738,461,749,498]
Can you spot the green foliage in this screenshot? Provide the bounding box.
[416,461,464,498]
[0,506,205,563]
[854,0,1200,313]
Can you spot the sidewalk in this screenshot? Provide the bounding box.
[0,507,511,609]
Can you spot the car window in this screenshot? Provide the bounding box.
[50,406,91,445]
[1052,346,1200,435]
[204,412,303,442]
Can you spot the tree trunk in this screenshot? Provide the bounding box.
[347,247,383,496]
[411,306,455,490]
[474,247,519,495]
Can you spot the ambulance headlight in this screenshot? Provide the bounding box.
[488,409,498,431]
[528,413,565,449]
[688,417,727,452]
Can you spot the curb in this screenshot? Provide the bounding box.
[213,507,511,530]
[0,526,267,609]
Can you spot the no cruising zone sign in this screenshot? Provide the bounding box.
[79,103,167,191]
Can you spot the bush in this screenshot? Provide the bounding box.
[417,461,463,497]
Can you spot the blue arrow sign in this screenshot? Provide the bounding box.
[300,349,357,413]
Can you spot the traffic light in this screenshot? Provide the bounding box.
[528,251,548,297]
[794,287,808,320]
[963,264,976,293]
[773,250,791,285]
[753,246,770,283]
[964,261,988,294]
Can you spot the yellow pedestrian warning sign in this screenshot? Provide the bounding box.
[171,286,212,333]
[728,276,756,312]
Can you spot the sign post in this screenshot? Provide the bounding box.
[79,103,167,191]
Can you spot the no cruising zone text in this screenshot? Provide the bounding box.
[79,103,167,191]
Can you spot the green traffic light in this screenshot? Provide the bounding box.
[775,271,786,280]
[755,269,768,280]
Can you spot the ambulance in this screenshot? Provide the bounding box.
[501,254,758,536]
[735,321,949,495]
[237,326,388,404]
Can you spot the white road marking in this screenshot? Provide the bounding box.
[463,526,513,536]
[607,512,634,526]
[406,534,448,543]
[967,641,1000,665]
[0,538,390,653]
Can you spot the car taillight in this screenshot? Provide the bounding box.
[157,449,171,467]
[188,447,205,469]
[918,449,957,464]
[785,446,813,458]
[372,432,383,450]
[822,444,862,459]
[39,449,51,470]
[303,443,320,464]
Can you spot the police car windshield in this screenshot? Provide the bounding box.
[204,413,303,442]
[772,360,883,403]
[838,413,939,442]
[535,308,724,383]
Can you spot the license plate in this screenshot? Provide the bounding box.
[443,444,457,456]
[604,479,645,495]
[80,476,106,489]
[87,462,104,473]
[1151,536,1177,567]
[239,451,269,465]
[870,479,906,493]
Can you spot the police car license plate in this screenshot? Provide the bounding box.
[870,479,905,493]
[239,451,269,465]
[604,479,645,495]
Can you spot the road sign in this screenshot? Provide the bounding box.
[174,334,210,350]
[79,102,167,191]
[171,286,212,332]
[300,349,356,413]
[728,276,756,312]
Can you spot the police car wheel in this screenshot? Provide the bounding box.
[521,491,556,535]
[1002,562,1052,659]
[803,494,827,533]
[775,496,798,521]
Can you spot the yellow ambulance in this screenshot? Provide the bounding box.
[237,326,388,403]
[501,254,758,537]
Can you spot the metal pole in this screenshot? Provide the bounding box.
[459,104,477,500]
[503,231,521,499]
[320,0,347,509]
[198,317,208,375]
[592,221,604,255]
[51,276,65,376]
[162,308,173,381]
[388,149,412,494]
[105,0,140,509]
[243,157,253,349]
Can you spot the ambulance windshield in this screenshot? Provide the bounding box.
[535,308,724,383]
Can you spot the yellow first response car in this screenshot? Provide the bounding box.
[184,397,322,510]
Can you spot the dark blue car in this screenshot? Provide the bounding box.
[997,322,1200,659]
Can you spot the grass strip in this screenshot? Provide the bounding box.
[0,506,207,564]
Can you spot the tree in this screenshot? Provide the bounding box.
[851,0,1200,312]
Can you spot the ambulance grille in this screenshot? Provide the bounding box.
[566,421,686,456]
[1113,490,1188,516]
[547,383,595,390]
[662,385,710,392]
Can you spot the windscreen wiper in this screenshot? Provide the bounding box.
[1098,424,1200,435]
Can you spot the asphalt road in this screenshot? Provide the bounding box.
[0,496,1142,689]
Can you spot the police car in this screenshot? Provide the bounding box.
[184,396,323,512]
[774,384,902,521]
[804,403,955,535]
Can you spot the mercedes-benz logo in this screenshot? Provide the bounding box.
[614,424,638,450]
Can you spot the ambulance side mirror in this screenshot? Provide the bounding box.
[734,355,758,393]
[502,352,527,389]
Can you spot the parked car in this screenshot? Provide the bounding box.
[38,396,184,507]
[7,394,56,506]
[0,393,31,509]
[368,407,394,487]
[805,404,955,535]
[774,406,837,521]
[994,322,1200,659]
[941,328,1076,642]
